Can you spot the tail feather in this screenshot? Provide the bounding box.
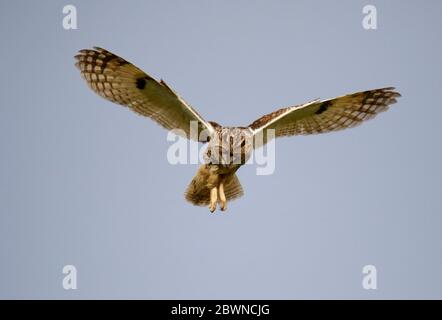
[223,175,244,201]
[185,166,244,206]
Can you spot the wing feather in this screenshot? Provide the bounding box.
[249,87,401,147]
[75,47,213,142]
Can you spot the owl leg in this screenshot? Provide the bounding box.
[218,182,227,211]
[209,187,218,213]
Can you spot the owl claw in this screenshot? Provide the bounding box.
[218,182,227,212]
[209,187,218,213]
[208,182,227,213]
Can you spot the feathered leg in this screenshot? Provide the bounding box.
[218,182,227,211]
[209,187,218,213]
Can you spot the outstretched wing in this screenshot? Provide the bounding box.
[75,47,214,142]
[249,87,401,148]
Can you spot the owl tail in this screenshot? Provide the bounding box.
[184,165,244,206]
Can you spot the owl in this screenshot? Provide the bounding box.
[75,47,400,213]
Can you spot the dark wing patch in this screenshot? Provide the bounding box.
[315,100,332,115]
[136,77,148,89]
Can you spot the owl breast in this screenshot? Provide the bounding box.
[204,127,253,169]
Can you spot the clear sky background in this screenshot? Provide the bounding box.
[0,0,441,299]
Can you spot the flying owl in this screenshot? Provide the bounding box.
[75,47,401,213]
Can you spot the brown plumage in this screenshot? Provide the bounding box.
[184,165,244,207]
[75,47,401,213]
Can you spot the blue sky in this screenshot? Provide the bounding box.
[0,0,441,298]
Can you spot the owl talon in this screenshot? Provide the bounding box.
[218,182,227,212]
[209,187,218,213]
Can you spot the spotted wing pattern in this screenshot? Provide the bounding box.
[249,87,401,147]
[75,47,213,141]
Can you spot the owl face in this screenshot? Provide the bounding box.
[205,127,253,165]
